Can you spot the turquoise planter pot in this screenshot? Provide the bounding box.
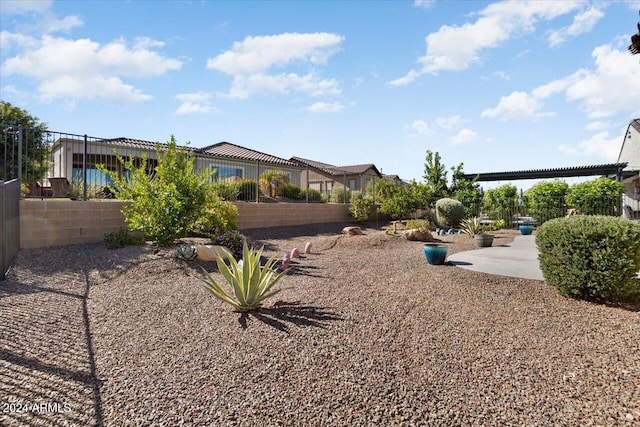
[519,225,534,235]
[424,244,448,265]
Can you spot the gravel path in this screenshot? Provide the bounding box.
[1,223,639,426]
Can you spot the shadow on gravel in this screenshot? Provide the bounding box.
[0,267,104,426]
[237,301,343,332]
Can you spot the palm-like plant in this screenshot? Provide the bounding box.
[460,217,486,237]
[200,242,287,312]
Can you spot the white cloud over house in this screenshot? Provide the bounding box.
[174,92,218,115]
[481,43,640,121]
[206,32,344,99]
[306,101,346,113]
[391,0,582,86]
[548,5,604,47]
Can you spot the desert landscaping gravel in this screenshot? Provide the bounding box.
[1,223,639,426]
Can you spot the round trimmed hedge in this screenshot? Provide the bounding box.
[536,215,640,302]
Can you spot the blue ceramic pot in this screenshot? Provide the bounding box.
[519,225,534,235]
[424,244,448,265]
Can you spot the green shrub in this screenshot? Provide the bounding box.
[259,170,289,197]
[524,180,568,224]
[104,228,145,249]
[484,184,517,223]
[536,216,640,302]
[329,187,351,203]
[301,187,323,202]
[190,192,239,237]
[349,191,373,223]
[276,182,302,200]
[232,179,258,201]
[200,242,287,312]
[566,177,624,216]
[406,219,430,231]
[210,181,240,201]
[435,198,464,227]
[99,136,237,246]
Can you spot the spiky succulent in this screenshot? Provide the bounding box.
[200,242,287,312]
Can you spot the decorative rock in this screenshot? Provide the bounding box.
[291,248,300,259]
[195,244,232,261]
[342,226,363,236]
[447,229,456,235]
[403,229,435,242]
[304,242,312,254]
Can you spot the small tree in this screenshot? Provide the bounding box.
[566,177,624,216]
[100,136,237,246]
[484,184,518,223]
[349,191,373,223]
[0,100,50,186]
[450,163,482,218]
[259,169,289,197]
[524,180,568,224]
[423,150,448,201]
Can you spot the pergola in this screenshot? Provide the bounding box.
[462,162,629,183]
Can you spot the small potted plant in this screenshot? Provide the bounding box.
[423,243,448,265]
[460,217,494,247]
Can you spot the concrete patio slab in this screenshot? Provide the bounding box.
[448,235,545,281]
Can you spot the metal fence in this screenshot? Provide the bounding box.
[0,179,21,281]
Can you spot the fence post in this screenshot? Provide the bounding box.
[83,134,88,200]
[17,125,23,183]
[306,166,309,203]
[256,161,260,203]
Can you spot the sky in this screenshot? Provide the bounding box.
[1,0,639,189]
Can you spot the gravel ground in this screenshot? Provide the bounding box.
[1,222,639,426]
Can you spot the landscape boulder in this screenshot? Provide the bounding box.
[196,244,233,261]
[342,226,364,236]
[403,228,434,242]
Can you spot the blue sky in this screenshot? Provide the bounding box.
[1,0,639,188]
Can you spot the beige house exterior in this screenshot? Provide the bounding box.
[291,157,381,197]
[618,119,640,219]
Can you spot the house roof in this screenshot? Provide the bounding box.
[618,118,640,172]
[462,163,629,182]
[199,142,299,167]
[97,138,298,167]
[291,156,382,177]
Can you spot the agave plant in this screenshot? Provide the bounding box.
[176,243,198,260]
[460,217,487,237]
[200,242,287,312]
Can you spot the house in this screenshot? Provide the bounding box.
[47,137,303,199]
[618,118,640,218]
[290,156,381,196]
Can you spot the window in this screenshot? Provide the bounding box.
[325,181,333,195]
[348,179,357,191]
[309,182,322,192]
[211,165,243,182]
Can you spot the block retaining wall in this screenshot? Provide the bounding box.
[19,200,351,249]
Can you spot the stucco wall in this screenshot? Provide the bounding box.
[19,200,351,249]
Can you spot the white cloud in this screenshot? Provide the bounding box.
[558,131,622,162]
[406,120,436,136]
[391,0,582,85]
[548,6,604,47]
[482,43,640,121]
[414,0,436,9]
[0,0,52,15]
[585,121,611,131]
[450,128,478,145]
[493,70,511,80]
[1,35,182,105]
[481,91,554,120]
[306,101,345,113]
[174,92,217,115]
[207,32,344,99]
[435,114,466,129]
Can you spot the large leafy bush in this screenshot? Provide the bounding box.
[349,191,373,223]
[232,179,258,201]
[524,180,568,224]
[536,216,640,302]
[100,136,237,246]
[484,184,517,223]
[435,198,464,227]
[566,177,624,216]
[329,187,351,203]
